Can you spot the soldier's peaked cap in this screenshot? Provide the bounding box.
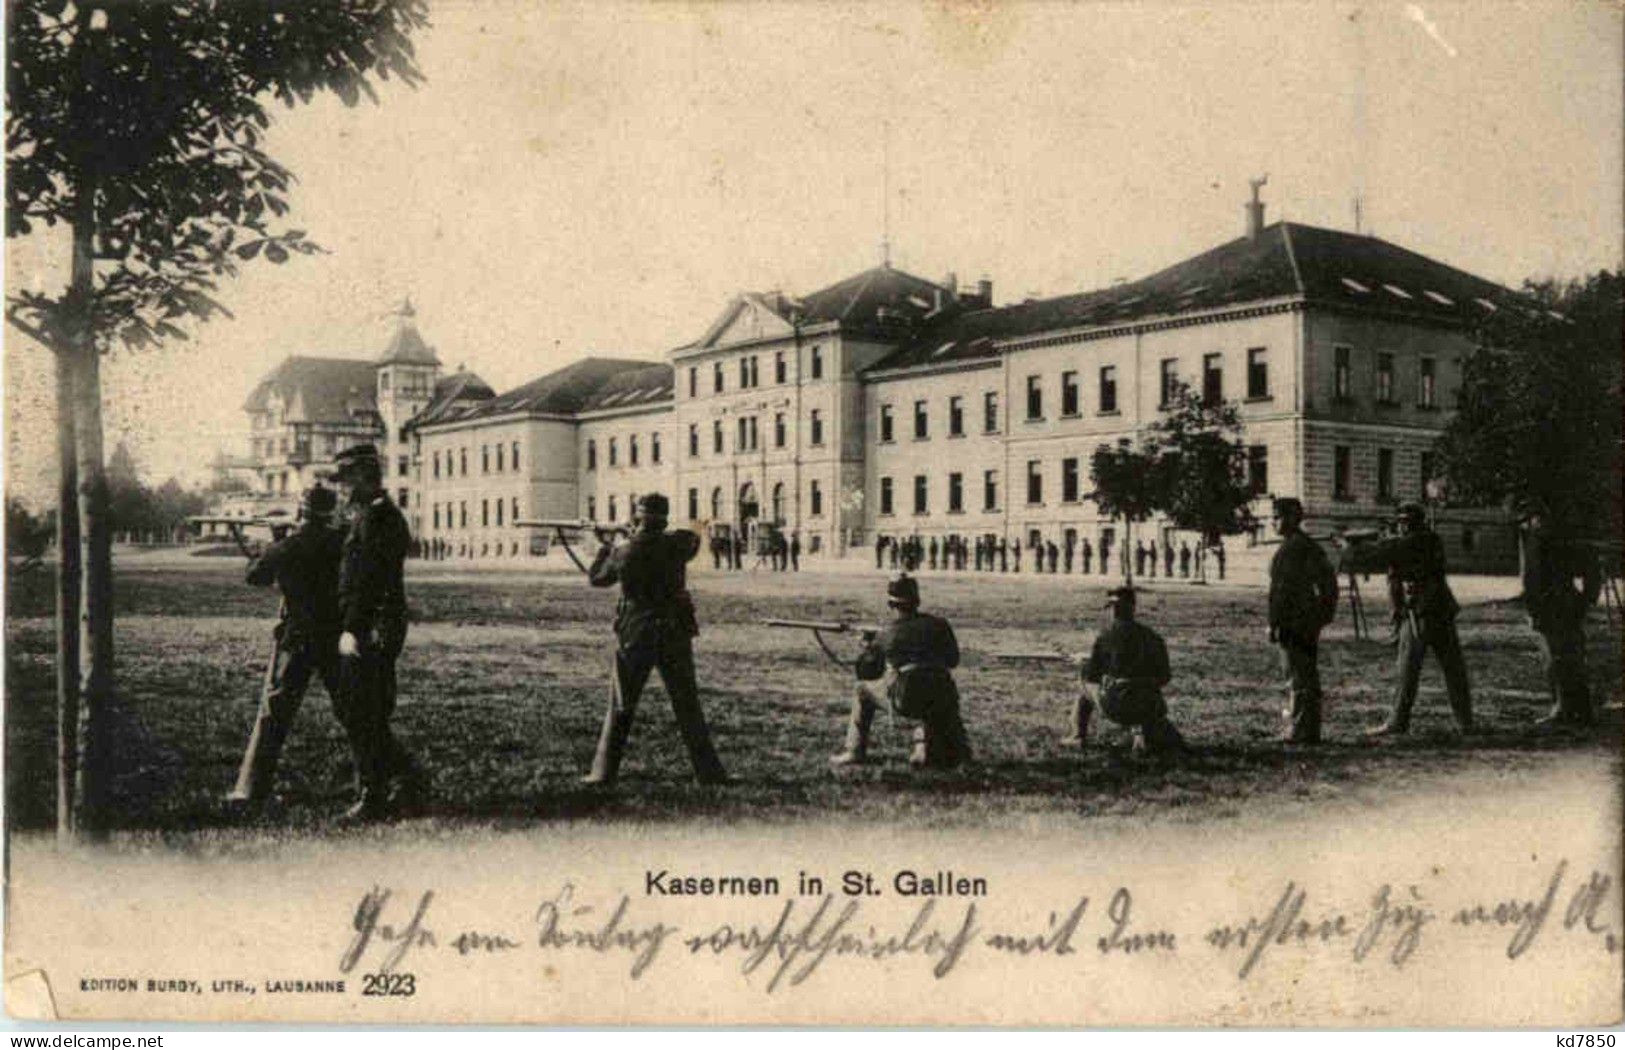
[333,443,380,472]
[1272,496,1304,516]
[1104,585,1137,607]
[1395,501,1426,522]
[636,492,670,517]
[300,484,337,516]
[887,573,921,607]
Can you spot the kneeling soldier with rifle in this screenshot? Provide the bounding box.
[1073,587,1186,755]
[830,574,973,769]
[225,485,344,815]
[584,493,730,785]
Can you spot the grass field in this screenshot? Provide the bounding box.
[5,555,1620,840]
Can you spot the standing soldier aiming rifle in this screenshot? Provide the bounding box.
[829,574,973,769]
[1352,502,1475,737]
[1267,497,1339,745]
[331,443,426,822]
[584,493,730,786]
[225,485,344,816]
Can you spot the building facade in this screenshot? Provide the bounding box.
[235,205,1523,570]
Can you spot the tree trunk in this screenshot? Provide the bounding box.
[54,349,81,844]
[68,172,115,840]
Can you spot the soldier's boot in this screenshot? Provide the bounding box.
[1061,695,1094,748]
[1143,717,1187,756]
[908,724,930,768]
[829,701,876,766]
[933,708,974,769]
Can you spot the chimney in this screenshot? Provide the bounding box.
[1245,174,1268,241]
[977,276,993,303]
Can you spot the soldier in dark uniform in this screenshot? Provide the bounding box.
[1069,587,1185,754]
[1081,537,1093,575]
[790,531,801,572]
[1519,500,1602,728]
[1179,542,1192,578]
[585,493,729,785]
[226,485,345,814]
[830,574,972,769]
[1163,540,1175,578]
[330,443,425,821]
[875,534,886,570]
[1354,502,1475,735]
[1267,498,1339,744]
[1045,539,1059,574]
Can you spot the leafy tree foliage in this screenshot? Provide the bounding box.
[1087,438,1160,581]
[1145,381,1257,546]
[1437,271,1622,536]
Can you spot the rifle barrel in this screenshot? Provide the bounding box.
[765,618,874,633]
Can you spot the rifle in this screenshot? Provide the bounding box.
[187,515,292,558]
[989,650,1086,665]
[514,518,630,574]
[765,618,881,670]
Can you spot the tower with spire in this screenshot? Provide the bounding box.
[375,297,441,507]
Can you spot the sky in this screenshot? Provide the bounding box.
[5,0,1621,506]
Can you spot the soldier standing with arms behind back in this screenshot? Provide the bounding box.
[1518,498,1602,729]
[1355,502,1475,736]
[331,443,426,822]
[1267,498,1339,744]
[585,493,730,785]
[226,485,345,816]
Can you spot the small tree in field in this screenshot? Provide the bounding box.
[1146,381,1258,579]
[7,0,428,839]
[1088,438,1160,583]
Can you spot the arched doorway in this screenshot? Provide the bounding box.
[738,482,759,525]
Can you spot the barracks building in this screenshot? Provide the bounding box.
[227,201,1521,573]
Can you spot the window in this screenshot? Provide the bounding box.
[749,355,759,388]
[1247,347,1269,399]
[712,420,723,454]
[913,475,928,515]
[1061,371,1079,417]
[1202,353,1222,405]
[379,372,390,392]
[607,496,617,523]
[608,438,618,467]
[810,347,823,379]
[688,424,699,457]
[1248,445,1269,495]
[1334,345,1352,401]
[1026,375,1043,420]
[737,417,747,451]
[482,445,490,473]
[948,472,964,513]
[688,366,697,398]
[433,451,441,478]
[774,413,786,448]
[774,351,786,384]
[512,497,519,521]
[494,445,503,472]
[771,483,784,522]
[1061,457,1080,503]
[748,416,758,450]
[1420,451,1436,497]
[629,435,639,467]
[949,396,964,436]
[398,489,409,509]
[880,404,894,443]
[459,448,468,475]
[983,470,998,512]
[433,505,440,530]
[511,441,520,471]
[1418,357,1436,408]
[810,480,823,516]
[481,499,489,527]
[651,432,661,464]
[739,357,750,388]
[710,488,721,519]
[586,497,596,521]
[984,392,999,433]
[495,499,503,526]
[688,488,699,521]
[880,477,894,516]
[1026,460,1043,504]
[810,410,824,446]
[1376,352,1395,404]
[913,399,929,440]
[1160,359,1179,407]
[1099,366,1118,413]
[1377,449,1395,502]
[1334,446,1352,500]
[713,361,724,394]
